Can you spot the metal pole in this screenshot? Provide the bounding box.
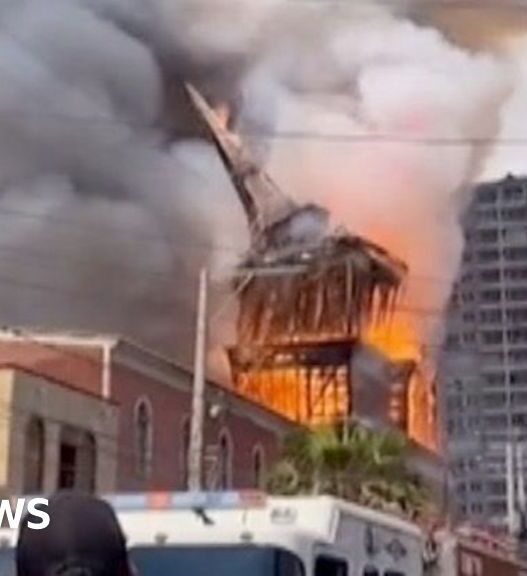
[518,440,526,517]
[507,439,516,536]
[188,268,208,492]
[442,457,451,526]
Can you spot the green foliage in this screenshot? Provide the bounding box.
[265,460,300,496]
[266,423,430,520]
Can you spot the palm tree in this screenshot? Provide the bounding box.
[267,423,431,520]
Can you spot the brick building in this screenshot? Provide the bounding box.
[0,328,295,494]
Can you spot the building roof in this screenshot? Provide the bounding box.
[0,326,298,435]
[0,363,118,406]
[0,327,445,449]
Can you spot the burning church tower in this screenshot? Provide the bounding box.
[185,84,436,449]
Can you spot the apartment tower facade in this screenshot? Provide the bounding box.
[441,174,527,528]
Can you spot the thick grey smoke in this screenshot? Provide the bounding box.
[0,0,512,376]
[238,10,510,352]
[0,0,250,367]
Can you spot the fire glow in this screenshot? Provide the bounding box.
[187,84,437,452]
[367,317,437,451]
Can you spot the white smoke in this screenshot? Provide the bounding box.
[0,0,513,373]
[238,11,510,349]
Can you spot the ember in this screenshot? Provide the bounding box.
[186,83,437,451]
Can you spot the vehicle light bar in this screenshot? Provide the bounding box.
[102,491,266,511]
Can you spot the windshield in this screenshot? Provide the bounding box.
[0,549,13,576]
[0,543,305,576]
[130,545,304,576]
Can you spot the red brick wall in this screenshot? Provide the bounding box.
[110,363,190,491]
[0,339,289,493]
[110,362,285,492]
[203,409,282,489]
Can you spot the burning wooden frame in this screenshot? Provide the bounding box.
[185,82,407,344]
[234,231,407,345]
[227,340,413,430]
[185,83,420,432]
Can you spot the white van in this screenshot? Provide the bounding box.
[0,491,430,576]
[107,491,429,576]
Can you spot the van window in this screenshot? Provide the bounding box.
[277,549,304,576]
[315,556,347,576]
[363,566,379,576]
[130,545,305,576]
[384,571,404,576]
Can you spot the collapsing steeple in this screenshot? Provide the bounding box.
[184,83,330,255]
[185,82,415,435]
[185,82,407,344]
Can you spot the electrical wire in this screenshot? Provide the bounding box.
[285,0,527,10]
[0,6,521,368]
[0,102,526,146]
[0,203,498,288]
[0,254,524,345]
[0,2,522,150]
[2,315,526,395]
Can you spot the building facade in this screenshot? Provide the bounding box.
[0,366,118,495]
[440,174,527,527]
[0,327,445,501]
[0,329,295,494]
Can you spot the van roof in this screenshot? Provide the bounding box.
[109,492,423,548]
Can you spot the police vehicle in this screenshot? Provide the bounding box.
[109,491,427,576]
[0,492,430,576]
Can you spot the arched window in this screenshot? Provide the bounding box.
[218,429,232,490]
[252,445,265,489]
[134,397,153,480]
[24,417,45,494]
[181,417,191,488]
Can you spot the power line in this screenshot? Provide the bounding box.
[2,314,525,369]
[0,243,513,327]
[0,205,244,254]
[0,2,523,156]
[0,261,463,319]
[0,101,527,146]
[0,204,474,288]
[0,271,175,311]
[0,235,467,297]
[0,224,523,349]
[0,322,515,415]
[286,0,527,10]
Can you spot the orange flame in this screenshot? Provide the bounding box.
[366,315,421,362]
[236,366,348,426]
[366,315,437,452]
[231,313,437,451]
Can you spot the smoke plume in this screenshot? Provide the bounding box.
[0,0,513,376]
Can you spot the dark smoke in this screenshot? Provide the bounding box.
[0,0,511,380]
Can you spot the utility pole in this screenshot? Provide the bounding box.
[188,268,208,492]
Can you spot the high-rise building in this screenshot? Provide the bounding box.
[440,174,527,528]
